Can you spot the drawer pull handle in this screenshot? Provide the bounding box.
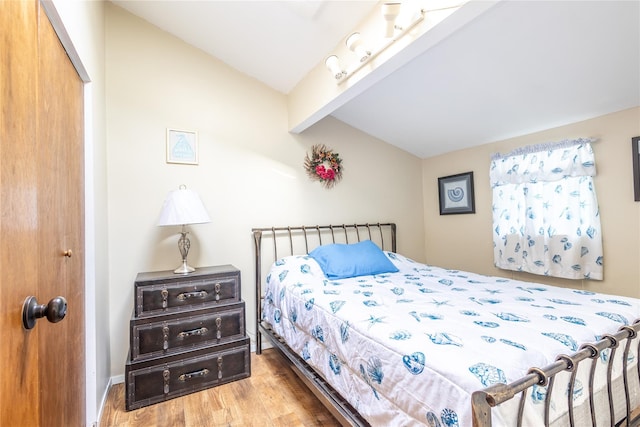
[178,327,208,338]
[161,289,169,309]
[214,283,221,301]
[216,317,222,341]
[163,369,170,394]
[176,290,208,301]
[163,325,170,350]
[217,356,223,379]
[179,368,210,382]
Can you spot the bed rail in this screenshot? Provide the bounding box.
[252,223,396,355]
[472,319,640,427]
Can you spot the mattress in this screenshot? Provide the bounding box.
[261,252,640,426]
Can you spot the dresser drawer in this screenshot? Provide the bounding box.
[134,265,240,317]
[125,338,250,411]
[130,302,246,361]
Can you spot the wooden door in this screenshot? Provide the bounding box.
[0,1,85,426]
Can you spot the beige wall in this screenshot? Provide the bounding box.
[423,107,640,298]
[105,4,424,378]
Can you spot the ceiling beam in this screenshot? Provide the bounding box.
[287,0,500,134]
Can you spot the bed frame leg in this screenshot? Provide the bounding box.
[471,391,492,427]
[253,229,263,356]
[256,329,262,355]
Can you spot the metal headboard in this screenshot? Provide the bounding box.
[251,223,396,354]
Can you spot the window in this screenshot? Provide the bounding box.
[490,138,603,280]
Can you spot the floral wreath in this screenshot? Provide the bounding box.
[304,144,343,188]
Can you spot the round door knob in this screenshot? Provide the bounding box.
[22,296,68,330]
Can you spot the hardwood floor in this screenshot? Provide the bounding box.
[100,349,341,427]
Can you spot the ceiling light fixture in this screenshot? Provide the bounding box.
[325,55,346,80]
[382,2,402,38]
[345,32,371,62]
[324,4,429,85]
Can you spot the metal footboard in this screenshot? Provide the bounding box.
[472,320,640,427]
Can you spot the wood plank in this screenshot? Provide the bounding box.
[101,349,340,427]
[0,1,40,425]
[36,1,86,425]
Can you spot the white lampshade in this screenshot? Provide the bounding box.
[158,185,210,226]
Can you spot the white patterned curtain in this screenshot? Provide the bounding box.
[490,138,603,280]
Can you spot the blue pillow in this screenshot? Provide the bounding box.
[308,240,399,280]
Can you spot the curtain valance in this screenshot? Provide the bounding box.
[490,138,597,186]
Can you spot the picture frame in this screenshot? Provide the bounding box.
[166,128,198,165]
[633,136,640,201]
[438,171,475,215]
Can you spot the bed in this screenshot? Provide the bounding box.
[252,223,640,426]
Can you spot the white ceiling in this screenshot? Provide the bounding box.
[111,0,640,159]
[110,0,378,93]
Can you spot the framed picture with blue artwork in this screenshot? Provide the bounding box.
[438,171,475,215]
[166,128,198,165]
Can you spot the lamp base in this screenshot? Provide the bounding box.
[174,227,195,274]
[174,260,195,275]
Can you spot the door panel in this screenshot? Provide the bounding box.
[0,1,85,425]
[37,3,85,426]
[0,1,41,426]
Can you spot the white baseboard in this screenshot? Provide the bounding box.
[111,374,125,384]
[96,375,124,426]
[96,377,112,427]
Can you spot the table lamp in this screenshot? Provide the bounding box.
[158,184,210,274]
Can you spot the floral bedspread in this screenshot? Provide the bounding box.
[261,252,640,426]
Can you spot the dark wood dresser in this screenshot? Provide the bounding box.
[125,265,250,410]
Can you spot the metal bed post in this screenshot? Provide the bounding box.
[252,229,263,355]
[302,225,309,253]
[604,333,619,425]
[272,227,278,260]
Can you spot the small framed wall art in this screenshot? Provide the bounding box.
[166,128,198,165]
[438,171,475,215]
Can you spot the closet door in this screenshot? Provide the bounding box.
[0,1,85,426]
